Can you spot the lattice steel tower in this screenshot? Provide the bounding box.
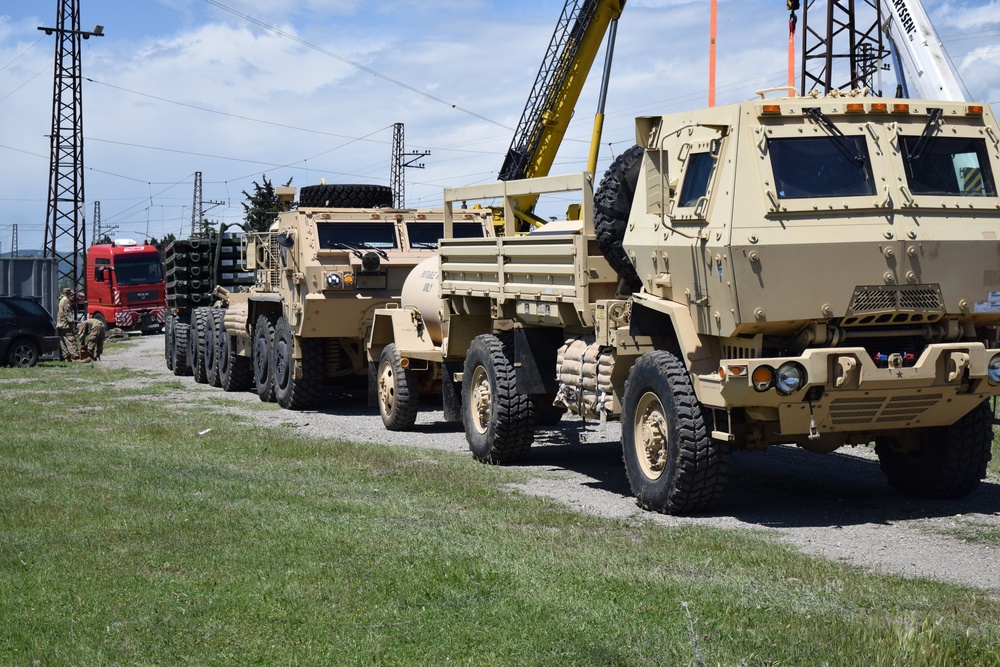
[390,123,429,209]
[192,171,204,236]
[800,0,887,95]
[39,0,103,294]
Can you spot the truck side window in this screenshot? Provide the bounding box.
[901,136,997,196]
[768,136,875,199]
[678,152,716,208]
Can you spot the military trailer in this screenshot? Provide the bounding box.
[368,96,1000,514]
[175,183,493,411]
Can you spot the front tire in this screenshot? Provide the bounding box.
[377,343,419,431]
[622,351,729,514]
[875,401,994,499]
[462,333,534,464]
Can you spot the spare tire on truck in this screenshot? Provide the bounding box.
[298,184,393,209]
[594,145,644,292]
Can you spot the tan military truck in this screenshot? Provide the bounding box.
[368,96,1000,514]
[185,183,493,410]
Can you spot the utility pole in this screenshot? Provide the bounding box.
[390,123,430,209]
[92,200,100,241]
[39,0,103,302]
[10,224,17,257]
[800,0,886,96]
[191,171,224,235]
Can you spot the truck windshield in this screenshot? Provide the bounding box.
[114,254,164,286]
[901,136,997,196]
[768,136,876,199]
[316,222,398,250]
[406,222,486,249]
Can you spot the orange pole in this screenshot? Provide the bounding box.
[709,0,717,107]
[788,11,797,96]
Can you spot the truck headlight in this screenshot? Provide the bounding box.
[326,272,344,289]
[775,362,807,395]
[989,354,1000,384]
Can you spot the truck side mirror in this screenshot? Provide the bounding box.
[276,232,294,248]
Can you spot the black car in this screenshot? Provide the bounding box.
[0,295,60,368]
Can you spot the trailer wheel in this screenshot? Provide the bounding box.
[172,322,192,376]
[203,309,223,388]
[875,401,993,499]
[622,351,729,514]
[219,322,253,393]
[272,317,324,410]
[377,343,419,431]
[297,184,393,209]
[463,332,534,464]
[594,145,644,291]
[164,314,175,371]
[191,308,209,384]
[252,313,279,402]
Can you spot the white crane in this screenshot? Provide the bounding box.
[880,0,966,101]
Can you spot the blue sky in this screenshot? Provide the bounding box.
[1,0,999,252]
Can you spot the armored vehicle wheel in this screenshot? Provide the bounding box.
[253,313,279,402]
[203,309,223,388]
[219,325,253,393]
[594,144,644,292]
[622,351,729,514]
[377,343,419,431]
[272,317,324,410]
[172,322,192,376]
[297,184,393,209]
[191,308,209,384]
[462,332,534,464]
[164,314,175,371]
[875,401,993,499]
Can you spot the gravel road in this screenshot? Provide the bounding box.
[102,334,1000,592]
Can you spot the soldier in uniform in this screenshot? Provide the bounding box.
[56,287,77,361]
[75,318,106,362]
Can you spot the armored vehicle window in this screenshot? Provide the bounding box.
[678,152,716,208]
[406,222,486,249]
[114,255,164,286]
[317,222,398,250]
[901,136,997,196]
[768,136,875,199]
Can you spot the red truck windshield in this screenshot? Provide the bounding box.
[114,254,164,286]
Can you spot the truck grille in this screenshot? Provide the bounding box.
[843,284,944,326]
[828,394,942,426]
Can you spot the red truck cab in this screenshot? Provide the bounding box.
[86,239,166,333]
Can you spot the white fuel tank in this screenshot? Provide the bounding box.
[400,256,444,344]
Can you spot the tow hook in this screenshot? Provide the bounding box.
[808,401,820,441]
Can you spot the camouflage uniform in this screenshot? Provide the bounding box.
[76,318,106,362]
[56,289,76,361]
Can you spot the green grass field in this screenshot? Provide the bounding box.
[2,348,999,666]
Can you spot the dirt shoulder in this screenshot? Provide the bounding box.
[102,334,1000,592]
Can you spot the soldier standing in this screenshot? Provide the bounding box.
[56,288,77,361]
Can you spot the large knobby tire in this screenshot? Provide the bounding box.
[191,308,209,384]
[298,184,393,209]
[253,313,279,403]
[377,343,419,431]
[462,332,534,464]
[272,317,324,410]
[594,145,644,292]
[6,338,40,368]
[204,309,224,388]
[622,351,729,514]
[875,401,994,499]
[172,322,192,376]
[164,314,175,371]
[219,320,253,393]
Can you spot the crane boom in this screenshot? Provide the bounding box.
[880,0,965,101]
[499,0,626,189]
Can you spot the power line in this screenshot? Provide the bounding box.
[201,0,511,131]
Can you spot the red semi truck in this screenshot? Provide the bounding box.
[85,240,166,333]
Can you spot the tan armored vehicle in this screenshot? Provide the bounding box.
[369,96,1000,514]
[182,183,492,410]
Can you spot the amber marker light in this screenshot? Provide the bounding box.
[968,105,984,115]
[892,103,910,113]
[761,104,781,115]
[870,103,888,113]
[370,213,381,220]
[752,366,775,392]
[846,103,864,113]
